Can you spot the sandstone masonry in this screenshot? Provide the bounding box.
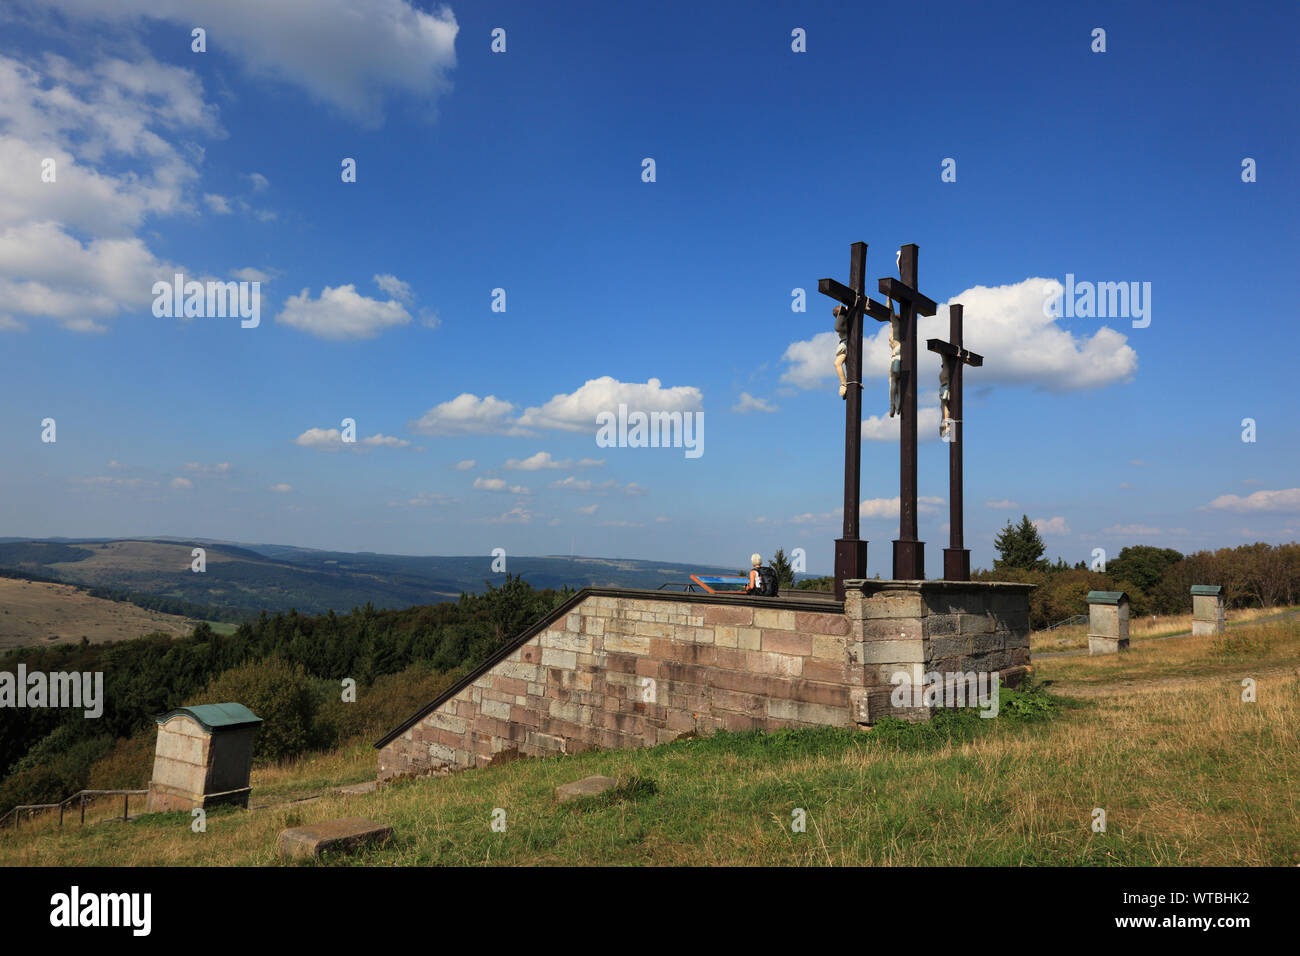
[376,581,1032,781]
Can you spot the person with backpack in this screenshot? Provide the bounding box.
[744,554,779,597]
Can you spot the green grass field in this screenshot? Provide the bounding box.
[3,619,1296,866]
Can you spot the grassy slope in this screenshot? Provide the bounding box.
[2,621,1296,866]
[0,577,199,650]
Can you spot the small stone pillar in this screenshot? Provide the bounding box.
[1086,590,1129,655]
[147,703,262,812]
[1191,585,1225,636]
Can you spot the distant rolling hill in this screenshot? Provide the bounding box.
[0,577,199,650]
[0,538,742,620]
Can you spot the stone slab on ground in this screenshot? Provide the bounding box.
[556,775,618,803]
[335,781,378,795]
[279,817,393,859]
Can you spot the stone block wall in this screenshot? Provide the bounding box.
[378,594,856,781]
[844,580,1033,722]
[376,582,1033,781]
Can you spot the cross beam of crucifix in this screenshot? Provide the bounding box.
[926,303,982,581]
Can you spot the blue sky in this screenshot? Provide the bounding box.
[1,0,1296,576]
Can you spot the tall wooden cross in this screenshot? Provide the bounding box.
[817,242,894,599]
[927,303,982,581]
[878,244,937,580]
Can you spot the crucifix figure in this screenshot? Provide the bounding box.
[877,244,936,581]
[818,242,894,599]
[888,250,902,417]
[927,303,982,581]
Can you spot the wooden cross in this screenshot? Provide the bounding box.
[927,303,982,580]
[817,243,894,599]
[878,244,936,580]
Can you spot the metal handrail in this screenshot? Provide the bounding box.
[1042,614,1088,631]
[2,789,148,831]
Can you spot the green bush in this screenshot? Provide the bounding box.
[195,657,319,763]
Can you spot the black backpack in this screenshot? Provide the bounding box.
[756,566,779,597]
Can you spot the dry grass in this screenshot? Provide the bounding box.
[0,577,197,650]
[1030,605,1291,653]
[2,621,1296,866]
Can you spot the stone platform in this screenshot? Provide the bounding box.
[375,580,1032,781]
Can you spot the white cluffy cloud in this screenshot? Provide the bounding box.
[410,394,526,436]
[732,392,777,414]
[373,273,413,303]
[413,377,700,438]
[861,496,944,517]
[504,451,604,471]
[1033,516,1070,535]
[862,405,944,443]
[277,282,412,340]
[517,377,703,432]
[505,451,566,470]
[0,53,222,332]
[1205,488,1300,513]
[294,427,410,449]
[781,276,1138,393]
[549,476,645,496]
[31,0,460,122]
[474,477,529,494]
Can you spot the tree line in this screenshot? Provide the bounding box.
[770,522,1299,630]
[979,516,1299,628]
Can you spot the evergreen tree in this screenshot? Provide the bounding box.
[770,548,795,589]
[993,515,1047,570]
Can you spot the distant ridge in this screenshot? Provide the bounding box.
[0,538,756,618]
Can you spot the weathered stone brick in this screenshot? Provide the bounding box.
[797,611,850,636]
[703,605,753,626]
[810,635,845,660]
[605,633,651,655]
[746,651,803,677]
[958,612,996,635]
[754,608,796,630]
[762,630,812,656]
[863,592,924,619]
[802,658,849,683]
[860,617,923,641]
[425,711,467,734]
[545,631,594,654]
[854,638,926,665]
[788,679,848,707]
[767,698,850,727]
[540,647,578,670]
